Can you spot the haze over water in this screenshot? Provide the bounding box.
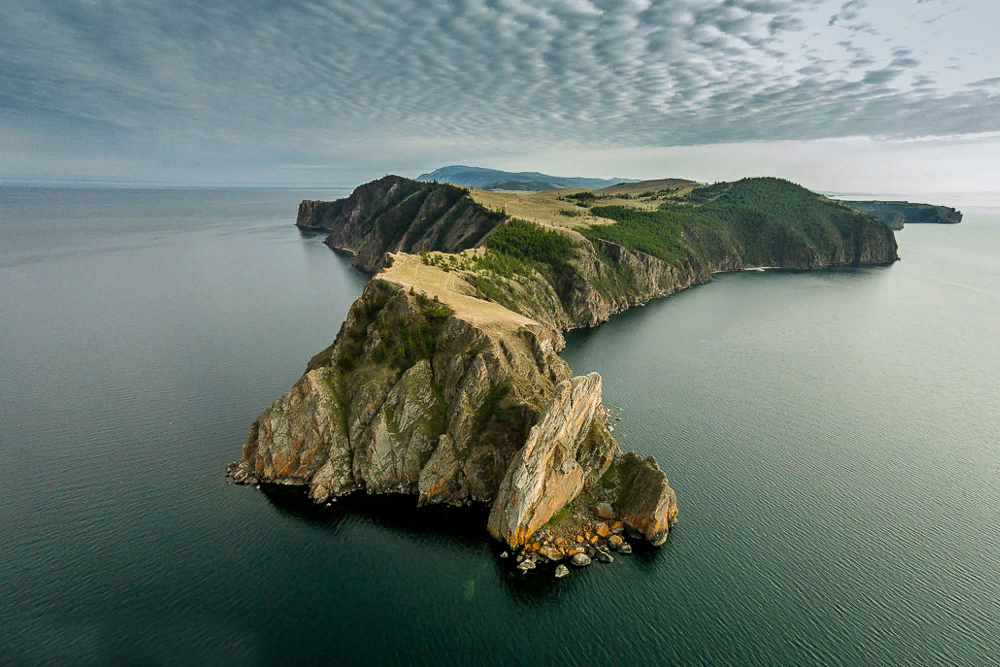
[1,187,998,666]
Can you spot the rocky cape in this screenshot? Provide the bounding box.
[841,200,963,231]
[297,176,899,331]
[229,254,677,561]
[233,174,899,565]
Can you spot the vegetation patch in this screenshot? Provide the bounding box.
[543,502,576,532]
[582,177,894,270]
[336,282,454,377]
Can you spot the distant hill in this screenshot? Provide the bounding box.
[416,165,637,191]
[598,178,700,195]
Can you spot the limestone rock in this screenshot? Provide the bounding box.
[298,177,504,274]
[571,553,592,567]
[233,248,680,555]
[554,564,570,578]
[487,373,617,548]
[614,452,678,546]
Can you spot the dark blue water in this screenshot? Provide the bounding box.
[2,187,998,666]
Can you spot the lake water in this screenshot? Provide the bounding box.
[1,187,998,666]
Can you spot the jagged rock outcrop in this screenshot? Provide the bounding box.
[842,200,963,229]
[614,452,678,546]
[487,373,617,547]
[297,176,504,273]
[233,276,572,508]
[230,257,677,552]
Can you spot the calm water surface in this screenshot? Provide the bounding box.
[1,187,998,666]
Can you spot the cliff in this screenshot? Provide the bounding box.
[297,175,505,273]
[840,200,963,230]
[230,254,677,557]
[297,176,898,331]
[232,173,903,564]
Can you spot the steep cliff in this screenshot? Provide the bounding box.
[297,176,504,273]
[229,254,677,553]
[301,176,899,332]
[583,178,900,274]
[233,173,907,560]
[841,200,963,230]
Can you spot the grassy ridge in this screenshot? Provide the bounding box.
[581,177,896,270]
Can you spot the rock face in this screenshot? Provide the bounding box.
[297,176,901,333]
[614,452,679,546]
[233,278,573,509]
[487,373,617,548]
[297,176,504,273]
[231,260,677,552]
[842,200,963,229]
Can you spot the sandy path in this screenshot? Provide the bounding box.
[377,253,539,330]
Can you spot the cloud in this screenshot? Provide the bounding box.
[0,0,997,183]
[828,0,868,26]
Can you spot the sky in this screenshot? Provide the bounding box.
[2,0,999,194]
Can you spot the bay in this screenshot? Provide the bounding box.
[1,187,998,666]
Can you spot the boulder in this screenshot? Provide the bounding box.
[614,452,677,546]
[554,564,570,578]
[596,502,616,520]
[571,553,592,567]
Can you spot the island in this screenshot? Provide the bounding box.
[228,174,899,573]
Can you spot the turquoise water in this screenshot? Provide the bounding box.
[1,188,998,665]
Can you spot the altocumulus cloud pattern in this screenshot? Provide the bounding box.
[1,0,997,180]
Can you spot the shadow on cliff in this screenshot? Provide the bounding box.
[260,485,637,606]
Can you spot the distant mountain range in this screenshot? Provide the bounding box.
[416,165,637,191]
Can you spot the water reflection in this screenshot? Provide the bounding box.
[260,485,631,604]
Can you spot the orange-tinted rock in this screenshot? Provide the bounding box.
[595,522,611,538]
[539,545,565,561]
[615,452,677,546]
[487,374,616,548]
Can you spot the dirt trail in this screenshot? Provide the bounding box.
[377,253,538,330]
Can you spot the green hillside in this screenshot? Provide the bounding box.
[579,177,898,270]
